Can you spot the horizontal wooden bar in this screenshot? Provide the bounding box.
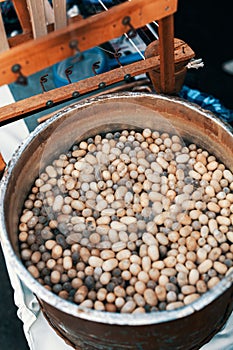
[37,78,150,123]
[0,36,193,126]
[0,0,177,85]
[8,17,80,48]
[0,55,160,124]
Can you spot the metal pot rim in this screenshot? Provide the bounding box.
[1,92,233,326]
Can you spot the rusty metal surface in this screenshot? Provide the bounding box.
[40,285,233,350]
[1,92,233,349]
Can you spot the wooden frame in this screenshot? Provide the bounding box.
[0,0,191,176]
[0,39,194,124]
[0,0,178,85]
[0,5,9,53]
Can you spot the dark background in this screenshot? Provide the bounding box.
[175,0,233,110]
[0,1,233,349]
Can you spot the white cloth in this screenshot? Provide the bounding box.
[0,84,233,350]
[0,85,72,349]
[0,85,29,163]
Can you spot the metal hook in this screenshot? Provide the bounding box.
[92,61,100,75]
[65,65,73,84]
[11,64,28,85]
[186,58,204,70]
[69,39,83,62]
[122,16,137,39]
[99,82,106,89]
[40,74,49,92]
[113,48,122,67]
[69,39,79,51]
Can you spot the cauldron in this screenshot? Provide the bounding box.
[1,92,233,350]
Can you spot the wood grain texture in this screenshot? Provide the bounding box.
[26,0,47,38]
[12,0,32,34]
[0,0,177,85]
[0,31,193,126]
[52,0,67,30]
[37,78,150,123]
[44,0,55,25]
[158,15,175,94]
[0,55,160,124]
[0,9,9,53]
[145,38,195,94]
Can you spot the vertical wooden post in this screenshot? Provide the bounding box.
[158,14,175,94]
[26,0,47,38]
[12,0,32,34]
[44,0,55,25]
[0,9,9,53]
[52,0,67,30]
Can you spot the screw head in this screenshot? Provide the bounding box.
[122,16,130,25]
[69,39,78,50]
[99,82,106,89]
[72,91,80,98]
[124,74,131,82]
[11,64,21,73]
[46,100,54,107]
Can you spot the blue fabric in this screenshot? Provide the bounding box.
[180,85,233,123]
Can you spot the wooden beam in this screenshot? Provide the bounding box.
[44,0,55,25]
[8,32,34,47]
[0,0,177,85]
[52,0,67,30]
[0,35,192,125]
[158,14,175,94]
[8,16,81,48]
[0,8,9,53]
[12,0,32,34]
[0,55,160,124]
[26,0,47,38]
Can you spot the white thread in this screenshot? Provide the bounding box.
[146,23,159,40]
[186,58,204,70]
[97,0,145,60]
